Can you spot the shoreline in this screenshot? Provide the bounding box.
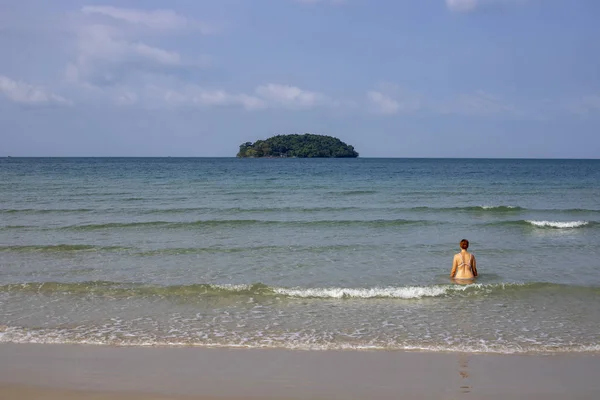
[2,337,599,356]
[1,343,599,400]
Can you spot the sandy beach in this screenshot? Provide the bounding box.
[0,344,599,400]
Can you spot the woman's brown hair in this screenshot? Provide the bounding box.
[460,239,469,249]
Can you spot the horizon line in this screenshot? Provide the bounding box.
[2,156,599,160]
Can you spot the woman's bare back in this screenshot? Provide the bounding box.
[451,251,477,280]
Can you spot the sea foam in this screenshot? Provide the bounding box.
[273,285,471,299]
[526,220,589,228]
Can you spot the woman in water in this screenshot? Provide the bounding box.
[450,239,478,282]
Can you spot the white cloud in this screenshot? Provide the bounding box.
[0,75,70,105]
[73,23,183,67]
[156,83,333,111]
[81,6,212,33]
[190,90,266,110]
[255,84,327,108]
[366,86,421,115]
[237,94,268,110]
[133,43,181,65]
[157,85,266,110]
[66,6,210,90]
[59,6,343,113]
[367,91,401,115]
[446,0,479,12]
[445,0,525,13]
[117,82,345,111]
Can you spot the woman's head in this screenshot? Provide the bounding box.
[460,239,469,249]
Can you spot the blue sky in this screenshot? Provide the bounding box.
[1,0,599,157]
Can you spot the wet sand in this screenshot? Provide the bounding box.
[0,343,599,400]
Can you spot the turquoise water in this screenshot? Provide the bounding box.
[1,158,599,353]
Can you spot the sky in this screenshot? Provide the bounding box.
[1,0,599,158]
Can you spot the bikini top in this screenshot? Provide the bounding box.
[458,253,474,271]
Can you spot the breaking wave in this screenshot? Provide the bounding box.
[525,220,590,229]
[1,281,595,300]
[490,220,595,229]
[1,325,598,355]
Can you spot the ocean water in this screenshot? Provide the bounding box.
[1,157,599,354]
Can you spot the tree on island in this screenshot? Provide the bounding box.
[237,134,359,158]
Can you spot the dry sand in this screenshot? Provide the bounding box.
[0,343,599,400]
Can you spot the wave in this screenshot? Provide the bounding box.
[135,244,367,256]
[412,205,524,212]
[0,244,371,255]
[0,208,95,214]
[490,220,595,229]
[52,219,431,231]
[140,206,363,214]
[4,218,596,231]
[1,326,598,354]
[335,190,378,196]
[4,205,600,216]
[268,282,600,298]
[0,244,129,253]
[412,206,600,214]
[475,205,522,211]
[1,281,596,300]
[526,220,590,228]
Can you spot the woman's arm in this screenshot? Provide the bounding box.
[450,256,457,278]
[471,255,478,277]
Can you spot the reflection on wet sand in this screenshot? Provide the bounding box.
[458,354,471,394]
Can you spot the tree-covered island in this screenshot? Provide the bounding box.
[237,134,359,158]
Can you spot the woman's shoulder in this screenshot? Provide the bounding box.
[455,251,474,257]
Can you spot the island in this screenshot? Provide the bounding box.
[237,134,359,158]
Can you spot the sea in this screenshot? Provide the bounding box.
[1,157,599,354]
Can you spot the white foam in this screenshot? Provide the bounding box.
[2,325,599,355]
[526,220,589,228]
[272,285,471,299]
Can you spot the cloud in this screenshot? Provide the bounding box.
[133,43,181,65]
[446,0,479,12]
[255,84,330,109]
[0,75,70,105]
[81,6,213,33]
[62,7,340,114]
[66,7,210,90]
[74,23,182,67]
[114,81,266,110]
[366,85,422,115]
[152,83,336,111]
[117,82,342,111]
[367,91,401,115]
[162,86,266,110]
[15,5,345,114]
[445,0,524,13]
[365,85,528,118]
